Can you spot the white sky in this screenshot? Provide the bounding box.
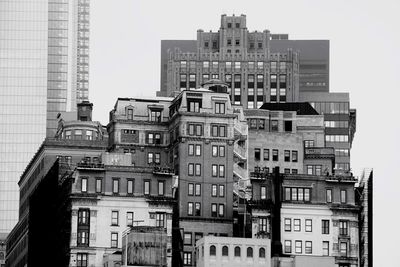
[89,1,400,264]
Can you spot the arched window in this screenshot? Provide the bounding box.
[210,245,216,256]
[247,247,253,258]
[222,246,229,256]
[259,247,266,258]
[234,246,241,257]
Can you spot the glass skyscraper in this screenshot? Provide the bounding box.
[0,0,89,237]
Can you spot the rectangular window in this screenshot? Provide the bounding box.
[326,189,332,203]
[292,151,298,162]
[263,149,269,160]
[339,221,348,235]
[219,185,225,197]
[322,220,330,234]
[271,120,279,132]
[188,144,194,156]
[111,233,118,248]
[304,140,314,148]
[184,232,192,245]
[259,217,268,232]
[150,110,162,122]
[77,230,89,247]
[219,146,225,157]
[212,145,218,157]
[298,188,304,201]
[305,241,312,254]
[195,233,203,242]
[215,102,225,114]
[284,240,292,253]
[272,149,279,161]
[127,212,134,227]
[195,184,201,196]
[284,150,290,162]
[219,165,225,177]
[127,179,134,195]
[284,168,290,174]
[156,213,165,227]
[77,253,88,267]
[112,179,119,194]
[254,148,261,161]
[95,178,102,193]
[260,186,266,199]
[188,163,194,176]
[147,152,154,164]
[183,252,192,265]
[195,164,201,176]
[295,240,302,254]
[304,188,310,201]
[322,241,329,256]
[158,181,165,196]
[294,219,301,232]
[144,180,150,195]
[218,204,225,217]
[305,219,312,232]
[111,211,119,226]
[341,189,347,203]
[78,209,90,225]
[81,177,87,192]
[195,144,201,156]
[188,202,193,216]
[188,183,194,196]
[212,165,218,177]
[188,100,201,112]
[340,242,348,257]
[195,202,201,216]
[211,203,217,217]
[292,188,298,201]
[284,218,291,231]
[211,184,217,197]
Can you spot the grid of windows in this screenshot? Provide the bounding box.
[284,187,311,202]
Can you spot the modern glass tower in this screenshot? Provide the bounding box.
[0,0,89,237]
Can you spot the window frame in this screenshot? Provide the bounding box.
[111,232,118,248]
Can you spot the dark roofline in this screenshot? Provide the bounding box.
[259,102,319,115]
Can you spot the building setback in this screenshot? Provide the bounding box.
[0,0,90,240]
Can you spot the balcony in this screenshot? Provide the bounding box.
[250,167,270,180]
[326,175,358,183]
[304,147,335,159]
[233,142,247,162]
[152,167,175,176]
[76,162,105,170]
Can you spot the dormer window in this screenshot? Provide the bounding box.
[187,99,202,113]
[127,108,133,120]
[149,109,162,122]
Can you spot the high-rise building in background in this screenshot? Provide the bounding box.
[0,0,90,239]
[158,14,356,175]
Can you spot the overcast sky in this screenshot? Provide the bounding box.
[89,1,399,263]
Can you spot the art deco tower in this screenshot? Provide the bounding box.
[0,0,90,237]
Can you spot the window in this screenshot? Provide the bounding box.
[307,165,313,175]
[259,217,268,232]
[234,246,241,257]
[95,178,102,193]
[195,144,201,156]
[271,120,279,131]
[111,233,118,248]
[210,245,216,256]
[260,186,266,199]
[263,149,269,160]
[227,22,232,28]
[204,41,209,48]
[219,185,225,197]
[305,188,310,201]
[284,150,290,162]
[222,246,229,256]
[112,179,119,194]
[127,212,134,227]
[294,219,301,232]
[284,121,292,132]
[158,181,165,196]
[305,241,312,254]
[292,151,298,162]
[215,102,225,114]
[284,240,292,253]
[258,42,263,48]
[127,179,134,195]
[188,144,195,156]
[247,247,253,258]
[180,61,187,68]
[219,165,225,177]
[212,165,218,177]
[339,221,348,235]
[304,140,314,148]
[305,219,312,232]
[340,242,348,257]
[195,164,201,176]
[212,146,218,157]
[219,146,225,157]
[211,203,217,217]
[292,169,298,174]
[322,220,330,234]
[254,148,261,161]
[147,152,154,164]
[111,211,119,226]
[284,218,291,231]
[184,232,192,245]
[77,253,88,267]
[188,100,201,112]
[227,39,232,46]
[295,241,302,254]
[188,202,193,216]
[195,232,203,242]
[188,123,203,136]
[183,252,192,265]
[188,163,194,176]
[218,204,225,217]
[195,184,201,196]
[322,241,329,256]
[341,189,347,203]
[81,177,87,192]
[195,202,201,216]
[211,185,217,197]
[156,213,165,227]
[259,247,266,258]
[144,180,150,195]
[78,209,90,225]
[211,124,226,137]
[188,183,194,196]
[272,149,279,161]
[150,110,161,122]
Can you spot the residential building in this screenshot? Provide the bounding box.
[158,14,300,108]
[356,169,373,267]
[195,236,271,267]
[299,92,356,175]
[0,0,90,238]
